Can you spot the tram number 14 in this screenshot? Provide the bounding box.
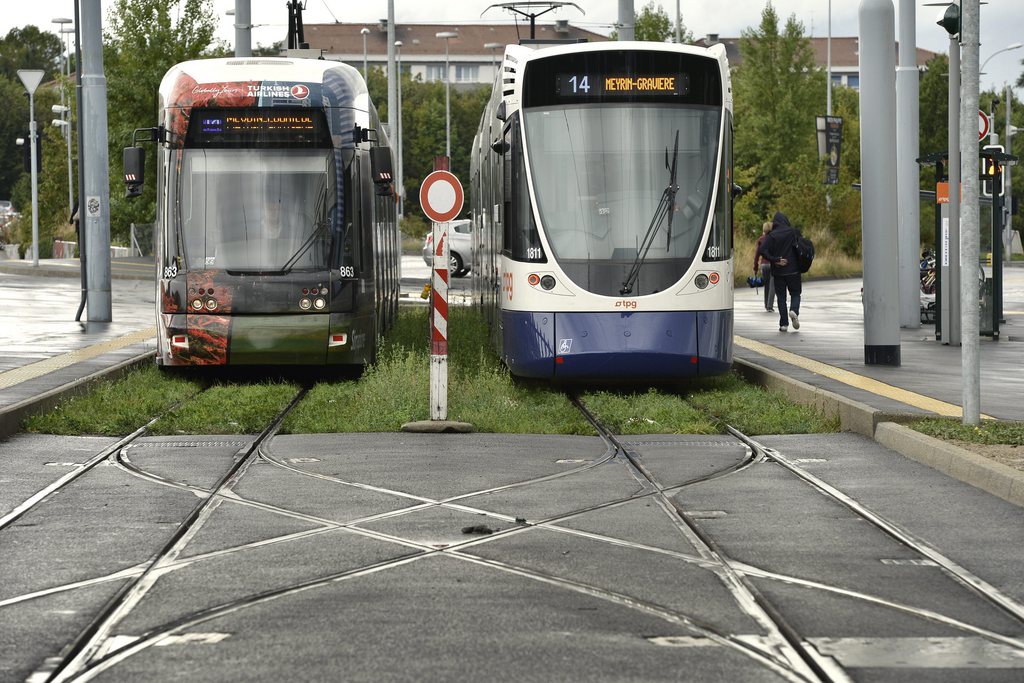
[568,75,590,94]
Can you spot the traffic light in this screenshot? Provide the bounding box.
[936,2,960,38]
[981,145,1005,198]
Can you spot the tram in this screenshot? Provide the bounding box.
[123,57,399,367]
[470,42,735,380]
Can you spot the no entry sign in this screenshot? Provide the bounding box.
[419,170,464,223]
[979,110,990,142]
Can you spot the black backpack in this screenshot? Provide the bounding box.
[794,231,815,273]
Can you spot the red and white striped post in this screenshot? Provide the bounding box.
[419,159,463,421]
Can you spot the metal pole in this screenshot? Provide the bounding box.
[29,95,39,266]
[675,0,680,43]
[960,0,981,425]
[74,0,87,321]
[396,40,404,218]
[361,28,368,79]
[81,0,112,322]
[617,0,634,41]
[1006,84,1014,263]
[444,39,451,158]
[827,0,832,115]
[897,0,920,328]
[387,1,396,148]
[234,0,251,58]
[64,33,74,217]
[944,35,962,346]
[858,0,901,365]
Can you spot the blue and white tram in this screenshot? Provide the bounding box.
[470,42,734,380]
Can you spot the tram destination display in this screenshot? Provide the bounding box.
[555,73,688,97]
[523,50,721,107]
[185,107,331,148]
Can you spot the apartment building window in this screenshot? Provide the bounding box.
[425,64,446,82]
[455,64,479,82]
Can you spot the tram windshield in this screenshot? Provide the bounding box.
[524,105,719,295]
[520,49,723,296]
[176,148,335,273]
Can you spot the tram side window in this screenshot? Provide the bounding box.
[502,114,544,262]
[704,113,733,262]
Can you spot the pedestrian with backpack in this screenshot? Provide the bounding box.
[757,211,811,332]
[752,221,776,312]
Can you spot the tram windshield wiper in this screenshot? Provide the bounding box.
[620,129,680,296]
[275,219,328,274]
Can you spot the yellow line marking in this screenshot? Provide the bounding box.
[0,327,156,390]
[734,335,991,419]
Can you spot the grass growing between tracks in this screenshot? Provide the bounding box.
[581,372,838,436]
[22,366,202,436]
[22,308,835,437]
[282,307,592,434]
[150,382,300,435]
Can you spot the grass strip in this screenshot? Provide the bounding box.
[910,418,1024,446]
[149,381,300,435]
[22,366,202,436]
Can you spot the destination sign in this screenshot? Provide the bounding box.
[556,73,687,97]
[201,114,316,133]
[185,107,331,149]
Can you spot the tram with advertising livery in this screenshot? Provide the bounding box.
[469,41,735,381]
[123,57,399,367]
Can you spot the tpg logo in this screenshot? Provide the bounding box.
[615,300,638,309]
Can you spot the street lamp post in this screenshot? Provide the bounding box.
[395,40,404,217]
[53,18,75,221]
[436,31,458,159]
[17,69,44,267]
[484,41,503,83]
[980,42,1023,77]
[361,27,370,80]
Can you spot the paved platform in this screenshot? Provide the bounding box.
[0,256,1020,440]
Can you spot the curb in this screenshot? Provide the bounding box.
[0,351,155,442]
[875,422,1024,508]
[733,358,1024,509]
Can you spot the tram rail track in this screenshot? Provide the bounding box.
[7,391,1024,682]
[32,385,311,683]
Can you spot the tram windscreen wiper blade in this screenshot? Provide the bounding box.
[620,130,680,296]
[276,220,328,274]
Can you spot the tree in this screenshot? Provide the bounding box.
[0,26,63,83]
[103,0,217,244]
[732,4,822,228]
[609,2,693,43]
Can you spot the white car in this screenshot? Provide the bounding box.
[422,219,472,277]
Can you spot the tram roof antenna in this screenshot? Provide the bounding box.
[481,2,584,40]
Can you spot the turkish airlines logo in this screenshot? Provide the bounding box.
[290,84,310,100]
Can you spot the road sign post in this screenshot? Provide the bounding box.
[419,167,463,422]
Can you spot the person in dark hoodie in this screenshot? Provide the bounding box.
[757,211,802,332]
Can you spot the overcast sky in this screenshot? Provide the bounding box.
[4,1,1022,93]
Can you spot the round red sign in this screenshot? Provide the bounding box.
[979,110,990,141]
[419,171,464,223]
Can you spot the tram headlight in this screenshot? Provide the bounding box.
[708,272,720,285]
[540,275,556,291]
[527,273,540,286]
[695,274,709,290]
[313,298,326,310]
[204,298,217,311]
[191,299,203,311]
[299,298,312,310]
